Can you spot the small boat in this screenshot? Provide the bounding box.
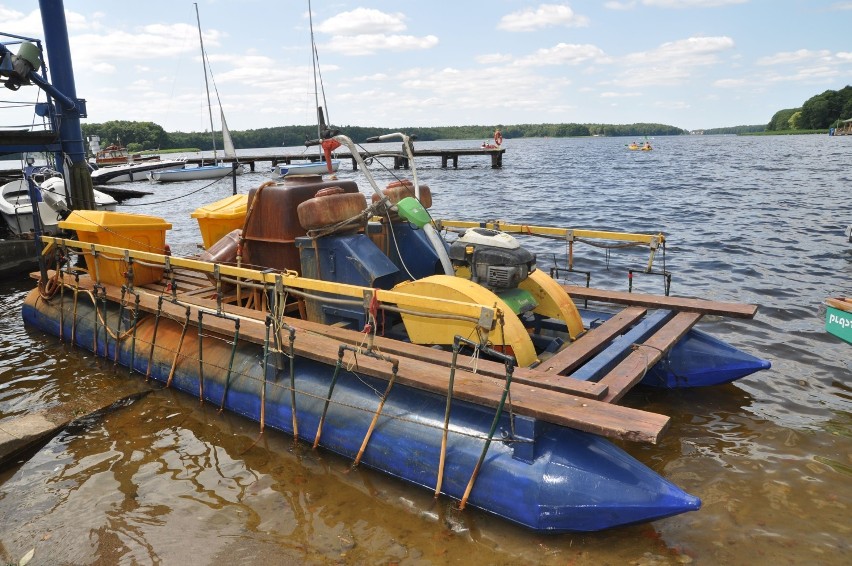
[90,158,187,185]
[88,137,160,168]
[149,160,243,183]
[272,160,340,178]
[825,298,852,344]
[0,168,116,236]
[628,143,653,151]
[150,7,243,184]
[23,131,771,533]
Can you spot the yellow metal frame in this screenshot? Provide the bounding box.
[40,236,498,333]
[393,275,538,367]
[437,220,665,273]
[518,269,585,340]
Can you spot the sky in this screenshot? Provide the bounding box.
[2,0,851,133]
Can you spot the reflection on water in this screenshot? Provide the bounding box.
[1,135,850,564]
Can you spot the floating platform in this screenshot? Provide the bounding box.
[18,136,769,532]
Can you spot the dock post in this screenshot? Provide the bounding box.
[441,155,448,168]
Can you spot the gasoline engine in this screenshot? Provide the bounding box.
[449,228,538,315]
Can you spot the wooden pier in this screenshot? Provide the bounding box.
[184,147,506,171]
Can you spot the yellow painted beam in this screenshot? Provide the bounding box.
[40,236,497,328]
[437,220,665,245]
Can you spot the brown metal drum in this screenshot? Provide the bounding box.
[242,176,360,273]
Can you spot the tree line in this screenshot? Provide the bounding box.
[767,85,852,132]
[80,121,688,153]
[60,84,852,152]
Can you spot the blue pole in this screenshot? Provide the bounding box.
[37,0,95,211]
[38,0,84,164]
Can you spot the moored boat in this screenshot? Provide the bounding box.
[272,159,340,178]
[148,161,243,182]
[1,167,116,236]
[88,137,160,167]
[90,158,187,185]
[825,297,852,344]
[148,7,243,184]
[21,132,770,532]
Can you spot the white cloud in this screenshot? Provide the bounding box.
[759,67,841,84]
[315,8,407,35]
[476,53,514,65]
[601,91,641,97]
[714,78,747,87]
[320,34,438,56]
[90,62,116,74]
[497,4,589,32]
[642,0,748,7]
[69,23,211,65]
[625,36,735,66]
[516,43,610,67]
[756,49,833,66]
[604,1,638,10]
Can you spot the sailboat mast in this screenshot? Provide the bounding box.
[195,2,218,162]
[308,0,321,145]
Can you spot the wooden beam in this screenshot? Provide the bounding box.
[599,311,702,403]
[826,297,852,312]
[45,272,669,443]
[537,306,647,376]
[174,290,610,401]
[563,285,758,319]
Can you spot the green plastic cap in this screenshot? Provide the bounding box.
[395,196,431,228]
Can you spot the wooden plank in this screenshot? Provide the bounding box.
[45,272,668,443]
[563,285,758,319]
[173,292,609,401]
[537,306,647,376]
[826,297,852,312]
[571,310,673,382]
[599,311,702,403]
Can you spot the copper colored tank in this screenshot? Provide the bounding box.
[242,176,360,273]
[198,228,241,264]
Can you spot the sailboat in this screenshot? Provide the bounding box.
[149,4,243,183]
[271,1,339,179]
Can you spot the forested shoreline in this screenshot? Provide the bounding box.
[80,121,688,153]
[78,84,851,153]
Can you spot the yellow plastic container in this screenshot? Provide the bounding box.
[191,193,248,249]
[59,210,172,286]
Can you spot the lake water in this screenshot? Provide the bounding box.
[0,135,849,564]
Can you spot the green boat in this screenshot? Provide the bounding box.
[825,298,852,344]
